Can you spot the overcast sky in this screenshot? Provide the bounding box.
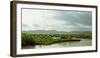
[22,8,92,32]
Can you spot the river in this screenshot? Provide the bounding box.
[22,39,92,49]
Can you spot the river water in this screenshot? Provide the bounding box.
[22,39,92,49]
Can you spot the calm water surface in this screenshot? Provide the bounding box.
[22,39,92,49]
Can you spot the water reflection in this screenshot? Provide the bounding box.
[22,39,92,49]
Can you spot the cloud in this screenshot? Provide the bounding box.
[22,24,29,28]
[33,24,40,27]
[22,9,92,32]
[75,23,92,28]
[54,10,92,25]
[22,24,32,31]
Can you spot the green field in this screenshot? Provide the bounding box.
[21,33,92,46]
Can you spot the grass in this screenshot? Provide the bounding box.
[21,33,92,46]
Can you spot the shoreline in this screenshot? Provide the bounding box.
[22,39,81,46]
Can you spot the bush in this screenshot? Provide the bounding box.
[21,33,92,46]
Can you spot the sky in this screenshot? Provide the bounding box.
[22,8,92,32]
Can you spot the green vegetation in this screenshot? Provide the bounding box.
[22,33,92,46]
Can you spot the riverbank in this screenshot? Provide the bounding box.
[22,33,92,46]
[22,39,92,49]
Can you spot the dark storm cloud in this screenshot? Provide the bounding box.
[22,9,92,32]
[22,24,29,28]
[33,24,40,27]
[51,10,92,26]
[49,10,92,31]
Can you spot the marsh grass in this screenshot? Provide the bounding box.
[22,33,92,46]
